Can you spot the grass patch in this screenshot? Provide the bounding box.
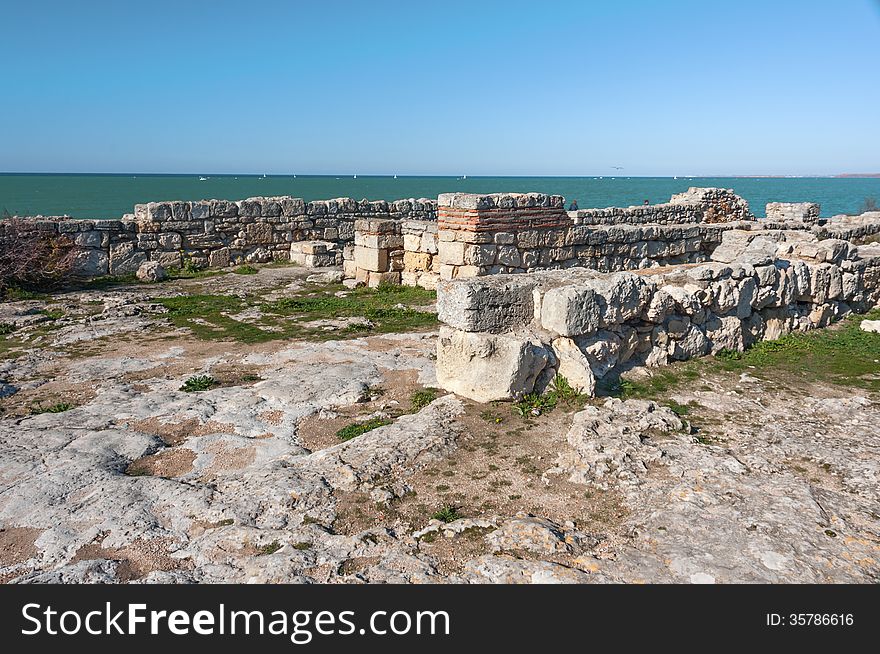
[179,374,218,392]
[256,540,282,555]
[233,265,258,275]
[2,286,47,302]
[38,308,64,321]
[513,392,556,417]
[410,387,439,412]
[336,417,393,441]
[31,402,74,415]
[154,284,436,344]
[710,311,880,391]
[83,274,140,289]
[431,504,463,523]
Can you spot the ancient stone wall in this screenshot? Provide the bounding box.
[434,230,880,402]
[344,219,439,288]
[5,196,436,278]
[432,188,755,282]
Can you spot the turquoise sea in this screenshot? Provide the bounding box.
[1,174,878,220]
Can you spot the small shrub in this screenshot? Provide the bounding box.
[336,417,393,441]
[292,541,312,550]
[31,402,74,415]
[513,392,557,418]
[233,265,258,275]
[714,348,743,361]
[256,540,282,555]
[179,374,218,392]
[548,374,584,404]
[0,322,16,335]
[0,217,76,297]
[39,308,64,321]
[410,387,438,412]
[431,504,462,523]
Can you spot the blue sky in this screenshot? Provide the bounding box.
[1,0,878,175]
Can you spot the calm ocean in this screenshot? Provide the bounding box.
[1,174,878,220]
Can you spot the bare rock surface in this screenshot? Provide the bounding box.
[1,267,878,584]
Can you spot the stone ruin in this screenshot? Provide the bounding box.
[5,188,880,402]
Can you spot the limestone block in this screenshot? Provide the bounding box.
[464,243,497,266]
[209,248,231,268]
[575,330,621,378]
[368,271,401,287]
[594,273,654,326]
[437,276,536,333]
[860,319,880,334]
[403,251,432,272]
[245,222,274,244]
[437,240,466,266]
[704,315,744,353]
[108,241,148,275]
[136,260,166,282]
[670,324,710,360]
[436,327,550,402]
[74,230,106,248]
[551,337,596,395]
[158,232,182,250]
[354,246,389,272]
[72,248,109,277]
[540,285,600,337]
[245,247,273,264]
[153,251,182,269]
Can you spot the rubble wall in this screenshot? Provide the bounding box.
[434,230,880,402]
[3,196,437,278]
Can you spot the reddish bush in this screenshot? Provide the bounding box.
[0,217,76,297]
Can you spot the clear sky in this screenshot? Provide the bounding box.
[1,0,878,176]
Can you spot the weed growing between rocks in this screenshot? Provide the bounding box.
[31,402,74,415]
[0,323,16,335]
[256,541,282,556]
[179,375,218,392]
[233,265,258,275]
[431,505,463,523]
[513,374,587,418]
[410,388,439,412]
[336,417,393,441]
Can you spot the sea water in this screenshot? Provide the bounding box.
[1,174,878,220]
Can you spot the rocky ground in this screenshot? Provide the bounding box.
[1,264,878,583]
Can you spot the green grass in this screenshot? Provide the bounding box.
[709,310,880,391]
[38,308,65,321]
[179,374,218,392]
[233,265,258,275]
[410,388,439,412]
[31,402,74,415]
[2,286,47,302]
[83,274,140,289]
[336,417,393,441]
[604,310,880,400]
[154,284,436,344]
[256,540,282,555]
[431,505,463,523]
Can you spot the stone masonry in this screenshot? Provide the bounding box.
[434,229,880,402]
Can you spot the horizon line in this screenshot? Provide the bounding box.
[2,171,879,178]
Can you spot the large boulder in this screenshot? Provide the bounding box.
[436,327,550,402]
[136,260,167,283]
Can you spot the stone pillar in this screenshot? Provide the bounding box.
[436,192,570,280]
[353,219,402,287]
